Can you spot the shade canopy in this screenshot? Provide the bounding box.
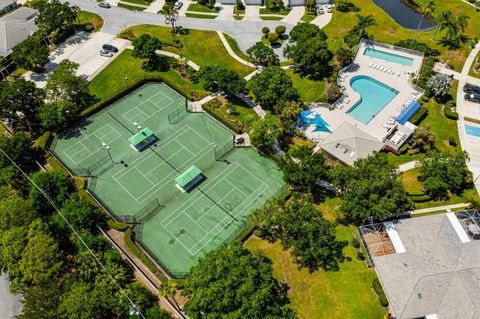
[175,165,202,188]
[128,127,155,146]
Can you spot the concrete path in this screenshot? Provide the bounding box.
[311,8,332,28]
[409,203,470,215]
[433,62,480,87]
[243,69,261,81]
[217,4,234,20]
[0,272,22,318]
[217,31,256,67]
[144,0,165,13]
[281,6,304,24]
[155,50,201,70]
[398,160,419,172]
[455,41,480,195]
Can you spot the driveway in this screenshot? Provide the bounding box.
[0,272,22,318]
[24,31,129,87]
[243,5,260,20]
[281,6,304,24]
[217,4,234,20]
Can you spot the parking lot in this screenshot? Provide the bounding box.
[23,31,129,87]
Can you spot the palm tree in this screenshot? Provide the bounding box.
[414,0,435,40]
[356,14,376,38]
[159,280,180,310]
[431,11,453,40]
[456,14,469,33]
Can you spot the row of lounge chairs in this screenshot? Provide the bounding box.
[369,63,401,77]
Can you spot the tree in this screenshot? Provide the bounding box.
[0,78,44,130]
[336,46,355,68]
[344,14,376,47]
[29,170,73,215]
[277,100,303,135]
[146,307,172,319]
[267,32,279,43]
[306,0,315,12]
[159,280,180,310]
[117,282,155,314]
[246,42,279,66]
[0,132,40,172]
[18,282,62,319]
[262,26,270,36]
[183,245,296,319]
[161,6,180,36]
[45,59,92,108]
[411,125,435,152]
[35,0,79,35]
[275,25,286,36]
[325,82,342,103]
[252,193,346,272]
[332,153,413,224]
[248,67,299,109]
[37,99,78,131]
[428,73,452,98]
[417,151,471,200]
[432,11,453,40]
[57,192,104,232]
[132,34,163,71]
[199,66,246,96]
[283,24,333,78]
[57,283,97,319]
[0,226,28,280]
[10,35,49,71]
[0,195,37,231]
[279,147,328,193]
[250,115,282,153]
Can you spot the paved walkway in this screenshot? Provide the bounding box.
[433,62,480,86]
[454,41,480,195]
[216,31,256,67]
[144,0,165,13]
[398,160,419,172]
[281,6,304,24]
[409,203,470,215]
[0,272,22,318]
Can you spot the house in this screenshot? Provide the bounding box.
[0,0,16,15]
[0,6,37,56]
[360,211,480,319]
[319,122,384,166]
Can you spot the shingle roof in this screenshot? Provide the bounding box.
[0,7,37,53]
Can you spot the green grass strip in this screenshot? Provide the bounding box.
[185,12,217,19]
[117,2,146,10]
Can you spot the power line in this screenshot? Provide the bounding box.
[0,147,145,319]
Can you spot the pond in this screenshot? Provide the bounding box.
[373,0,434,30]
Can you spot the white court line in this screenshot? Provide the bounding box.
[121,91,176,125]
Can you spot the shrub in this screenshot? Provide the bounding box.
[107,219,130,232]
[336,2,360,12]
[417,57,435,90]
[372,278,389,307]
[267,32,279,43]
[409,194,431,203]
[448,136,457,146]
[356,251,365,260]
[275,25,286,35]
[262,27,270,36]
[409,107,428,125]
[444,100,459,120]
[203,99,243,134]
[351,238,360,249]
[236,0,244,10]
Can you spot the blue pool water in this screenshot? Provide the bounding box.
[364,48,414,66]
[347,76,398,124]
[465,124,480,137]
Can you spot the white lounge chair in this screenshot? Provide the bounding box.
[369,63,373,67]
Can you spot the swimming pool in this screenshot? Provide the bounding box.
[364,48,414,66]
[465,124,480,137]
[347,76,398,124]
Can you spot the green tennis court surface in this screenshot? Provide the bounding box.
[50,83,285,276]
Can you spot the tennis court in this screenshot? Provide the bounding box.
[50,83,285,276]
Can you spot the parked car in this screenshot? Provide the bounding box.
[317,6,324,14]
[465,93,480,103]
[102,44,118,53]
[173,1,183,9]
[98,2,111,8]
[464,83,480,95]
[100,50,113,57]
[325,5,332,12]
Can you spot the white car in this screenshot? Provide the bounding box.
[174,1,183,9]
[325,4,332,12]
[100,50,113,57]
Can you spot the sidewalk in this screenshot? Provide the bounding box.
[216,31,256,67]
[145,0,165,13]
[398,160,418,172]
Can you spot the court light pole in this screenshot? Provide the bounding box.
[123,76,128,90]
[102,142,113,163]
[133,122,142,132]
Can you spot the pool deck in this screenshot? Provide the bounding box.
[305,40,424,144]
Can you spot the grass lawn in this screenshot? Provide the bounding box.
[223,33,254,63]
[204,96,259,132]
[322,0,480,71]
[400,168,479,209]
[85,49,209,114]
[117,2,146,10]
[120,25,254,77]
[233,15,244,20]
[286,69,327,102]
[187,3,220,13]
[301,11,317,23]
[244,197,385,319]
[119,0,151,6]
[469,50,480,79]
[77,11,103,32]
[260,16,284,20]
[185,12,217,19]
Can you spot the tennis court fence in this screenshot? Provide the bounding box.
[118,198,165,224]
[168,107,189,124]
[214,140,235,161]
[73,154,116,177]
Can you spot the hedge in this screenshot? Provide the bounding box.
[107,219,130,232]
[409,194,431,203]
[444,101,459,120]
[372,278,389,307]
[124,228,168,284]
[202,99,243,134]
[409,107,428,125]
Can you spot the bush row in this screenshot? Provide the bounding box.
[107,219,130,232]
[372,278,389,307]
[444,100,459,120]
[409,107,428,125]
[202,99,243,134]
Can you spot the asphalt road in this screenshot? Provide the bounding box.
[67,0,293,56]
[0,272,22,319]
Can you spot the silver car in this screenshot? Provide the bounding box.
[174,1,183,9]
[98,2,111,8]
[100,50,113,57]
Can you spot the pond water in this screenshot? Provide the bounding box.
[372,0,434,30]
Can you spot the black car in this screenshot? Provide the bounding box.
[463,83,480,95]
[98,2,111,8]
[102,44,118,53]
[465,93,480,104]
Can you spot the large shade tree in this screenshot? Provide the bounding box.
[183,244,296,318]
[132,34,163,71]
[10,35,49,71]
[246,42,279,66]
[199,66,246,96]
